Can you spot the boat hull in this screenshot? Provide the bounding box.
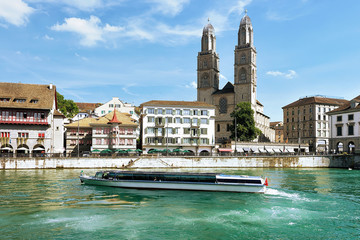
[80,176,266,193]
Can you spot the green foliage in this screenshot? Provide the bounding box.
[56,92,79,118]
[230,102,262,141]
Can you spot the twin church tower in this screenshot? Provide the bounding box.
[197,13,274,142]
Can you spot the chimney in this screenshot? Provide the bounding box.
[49,84,53,90]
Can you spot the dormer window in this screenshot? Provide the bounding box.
[30,99,38,103]
[0,98,10,102]
[13,98,26,103]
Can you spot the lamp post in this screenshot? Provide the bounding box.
[166,118,168,156]
[234,114,237,156]
[77,117,80,159]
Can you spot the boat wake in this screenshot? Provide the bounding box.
[265,188,316,202]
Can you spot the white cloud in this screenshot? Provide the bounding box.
[185,81,197,89]
[0,0,35,26]
[75,53,88,61]
[229,0,252,15]
[43,34,54,40]
[51,15,123,46]
[220,74,228,81]
[267,70,297,79]
[147,0,190,16]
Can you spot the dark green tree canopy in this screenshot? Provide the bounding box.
[56,92,79,118]
[230,102,262,142]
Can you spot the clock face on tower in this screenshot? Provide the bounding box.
[201,73,210,87]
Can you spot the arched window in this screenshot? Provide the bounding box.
[219,98,227,114]
[239,68,246,82]
[241,27,246,45]
[248,27,252,44]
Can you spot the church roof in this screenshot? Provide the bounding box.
[203,23,214,34]
[240,14,252,26]
[213,82,234,95]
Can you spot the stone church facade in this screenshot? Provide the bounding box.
[197,14,275,143]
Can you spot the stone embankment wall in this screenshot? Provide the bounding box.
[1,155,360,169]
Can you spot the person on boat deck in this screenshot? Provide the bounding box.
[154,177,157,181]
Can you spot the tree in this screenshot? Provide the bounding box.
[56,92,79,118]
[230,102,262,142]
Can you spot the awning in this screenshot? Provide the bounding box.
[33,147,45,151]
[17,147,28,151]
[243,148,250,152]
[218,148,233,152]
[1,147,12,151]
[273,149,282,153]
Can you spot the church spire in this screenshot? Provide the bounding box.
[238,11,253,47]
[201,19,216,52]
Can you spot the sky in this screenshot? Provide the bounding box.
[0,0,359,121]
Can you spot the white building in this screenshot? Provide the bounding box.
[0,83,64,157]
[327,95,360,154]
[141,100,216,155]
[94,97,137,120]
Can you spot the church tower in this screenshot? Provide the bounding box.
[197,20,220,104]
[234,12,257,109]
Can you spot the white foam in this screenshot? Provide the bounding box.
[265,188,317,202]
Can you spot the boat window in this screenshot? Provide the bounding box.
[95,172,103,178]
[217,178,262,184]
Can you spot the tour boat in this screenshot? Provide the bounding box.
[80,171,268,193]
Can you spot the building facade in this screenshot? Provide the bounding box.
[65,110,138,154]
[141,100,216,155]
[282,96,348,153]
[94,97,138,120]
[0,83,64,157]
[327,95,360,154]
[270,121,284,143]
[197,14,274,143]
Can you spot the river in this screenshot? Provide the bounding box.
[1,168,359,239]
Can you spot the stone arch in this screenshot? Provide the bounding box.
[16,144,30,157]
[32,144,45,157]
[219,98,227,114]
[240,27,246,45]
[348,141,355,154]
[199,150,210,156]
[336,142,343,153]
[248,27,252,45]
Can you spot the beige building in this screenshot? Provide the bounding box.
[282,96,348,153]
[65,110,138,155]
[270,121,284,143]
[327,95,360,154]
[197,14,274,143]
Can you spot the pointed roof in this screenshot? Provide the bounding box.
[240,11,252,26]
[108,109,122,124]
[213,82,234,95]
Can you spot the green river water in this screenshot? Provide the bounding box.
[1,168,359,239]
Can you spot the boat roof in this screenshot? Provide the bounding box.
[99,170,217,176]
[98,170,261,179]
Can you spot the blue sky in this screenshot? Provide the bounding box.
[0,0,359,121]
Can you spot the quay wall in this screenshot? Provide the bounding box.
[1,155,360,170]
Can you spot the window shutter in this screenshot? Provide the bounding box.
[163,109,166,115]
[181,138,183,144]
[172,128,175,134]
[207,119,209,124]
[180,118,183,124]
[172,110,175,115]
[198,110,200,116]
[155,109,158,114]
[180,110,182,115]
[145,128,147,134]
